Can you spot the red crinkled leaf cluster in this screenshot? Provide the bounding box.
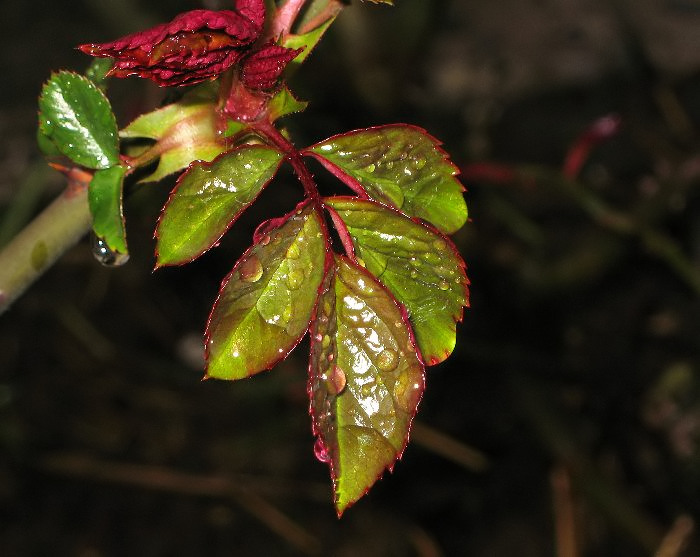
[79,0,300,89]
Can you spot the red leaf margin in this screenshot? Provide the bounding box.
[153,144,285,269]
[307,254,426,516]
[203,199,333,379]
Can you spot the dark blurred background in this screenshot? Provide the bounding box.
[2,1,700,555]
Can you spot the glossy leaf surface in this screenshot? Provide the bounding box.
[38,72,119,169]
[309,255,424,514]
[89,165,128,254]
[207,204,327,379]
[307,125,467,234]
[156,145,284,266]
[327,197,468,365]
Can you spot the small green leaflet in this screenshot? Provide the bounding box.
[155,145,285,267]
[309,255,424,515]
[306,125,467,234]
[89,165,128,254]
[326,197,468,365]
[267,86,308,123]
[282,16,335,75]
[206,204,327,380]
[121,100,228,183]
[38,71,119,170]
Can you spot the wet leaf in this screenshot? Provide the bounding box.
[306,125,467,234]
[326,197,468,365]
[156,145,284,266]
[120,89,228,183]
[89,165,128,254]
[38,71,119,169]
[206,203,328,380]
[309,255,424,515]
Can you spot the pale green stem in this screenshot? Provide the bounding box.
[0,186,91,315]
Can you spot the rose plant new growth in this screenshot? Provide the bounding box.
[35,0,469,515]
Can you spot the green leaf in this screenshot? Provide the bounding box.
[267,86,308,122]
[282,16,335,74]
[206,204,328,380]
[88,165,128,254]
[309,255,424,515]
[121,97,228,183]
[326,197,468,365]
[156,145,285,266]
[38,71,119,169]
[307,125,467,234]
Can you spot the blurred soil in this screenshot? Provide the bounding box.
[1,1,700,555]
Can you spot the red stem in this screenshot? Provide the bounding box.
[252,119,328,232]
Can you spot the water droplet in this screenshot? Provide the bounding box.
[410,270,418,279]
[413,158,427,170]
[394,374,423,413]
[325,365,346,395]
[315,333,323,342]
[322,335,331,349]
[433,239,447,250]
[438,280,450,291]
[313,437,331,463]
[286,243,301,259]
[286,268,304,289]
[394,320,403,329]
[282,304,293,322]
[364,163,376,173]
[260,235,270,246]
[410,257,421,268]
[361,381,375,398]
[376,349,399,372]
[239,255,263,282]
[91,235,129,267]
[356,257,366,268]
[319,144,335,153]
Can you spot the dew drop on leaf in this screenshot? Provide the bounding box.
[260,235,270,246]
[239,255,263,282]
[322,335,331,349]
[325,365,347,395]
[286,243,301,259]
[313,437,331,463]
[364,163,376,173]
[286,268,304,289]
[438,280,450,291]
[376,349,399,372]
[410,270,418,279]
[91,235,129,267]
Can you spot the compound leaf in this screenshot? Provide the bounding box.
[306,125,467,234]
[156,145,284,267]
[326,197,468,365]
[309,255,424,515]
[206,203,328,380]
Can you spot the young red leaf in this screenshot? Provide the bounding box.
[206,203,328,380]
[240,44,304,90]
[309,255,424,515]
[78,5,263,87]
[306,125,467,234]
[155,145,284,267]
[326,197,468,365]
